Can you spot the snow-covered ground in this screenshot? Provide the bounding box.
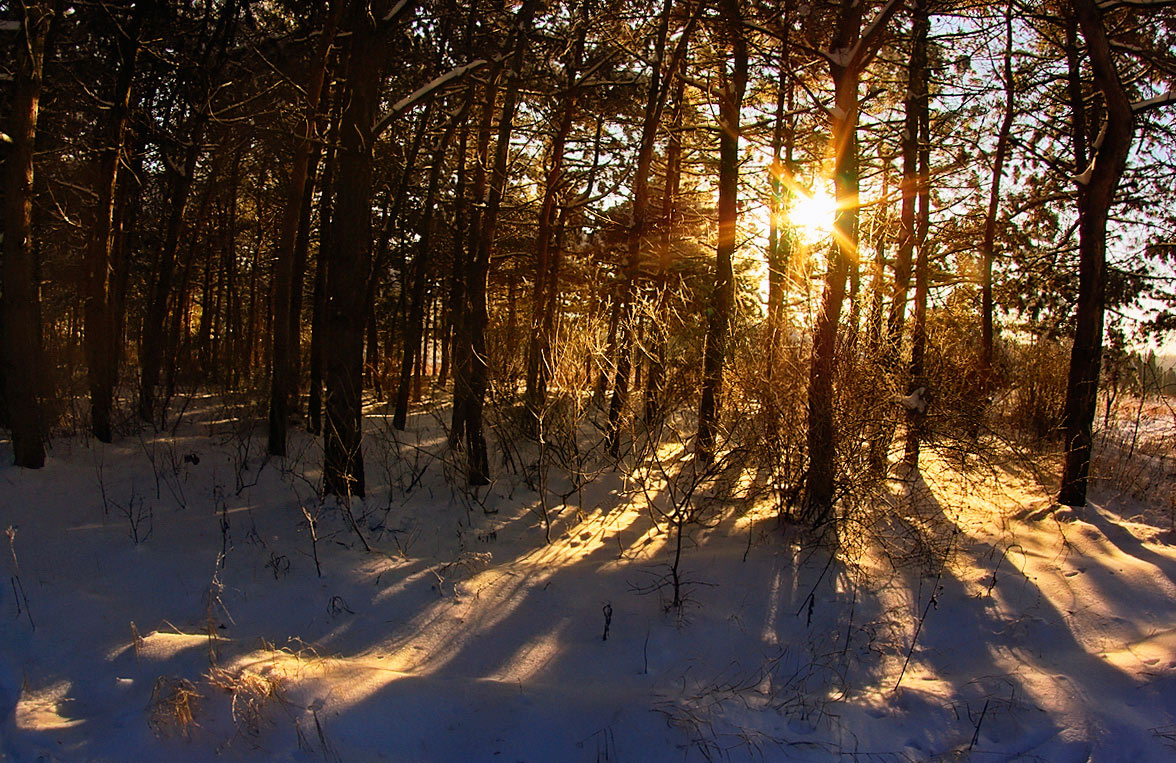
[3,394,1176,761]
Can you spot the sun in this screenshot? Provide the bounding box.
[788,191,837,245]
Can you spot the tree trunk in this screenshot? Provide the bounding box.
[84,7,144,443]
[1,2,53,468]
[308,84,342,435]
[766,21,796,345]
[322,0,394,498]
[902,0,931,469]
[979,1,1016,388]
[804,0,903,526]
[139,135,202,424]
[645,51,686,424]
[524,15,586,427]
[452,0,541,485]
[394,106,464,430]
[1058,0,1134,507]
[449,82,494,454]
[606,0,696,454]
[696,0,747,465]
[269,6,339,456]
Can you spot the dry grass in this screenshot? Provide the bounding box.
[146,676,200,738]
[208,665,287,738]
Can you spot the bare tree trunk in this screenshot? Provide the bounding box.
[309,83,341,435]
[139,137,202,423]
[451,0,541,485]
[1059,0,1134,507]
[804,0,903,526]
[394,106,464,430]
[449,82,493,454]
[322,0,395,498]
[1,2,53,468]
[886,18,920,354]
[696,0,747,465]
[269,5,339,456]
[979,1,1016,388]
[84,7,144,443]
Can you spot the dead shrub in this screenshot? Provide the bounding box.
[147,676,201,738]
[208,666,287,738]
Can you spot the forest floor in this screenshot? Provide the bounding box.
[2,393,1176,761]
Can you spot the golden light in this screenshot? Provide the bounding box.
[788,190,837,245]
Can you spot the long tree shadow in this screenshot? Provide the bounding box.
[879,463,1175,760]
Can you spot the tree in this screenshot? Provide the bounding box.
[1057,0,1137,506]
[450,0,542,485]
[695,0,748,464]
[804,0,904,527]
[322,0,404,498]
[83,1,148,443]
[268,5,341,457]
[1,1,54,469]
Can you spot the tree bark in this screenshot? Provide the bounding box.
[902,0,931,469]
[804,0,903,526]
[268,5,340,456]
[394,105,464,430]
[139,136,201,424]
[451,0,541,484]
[322,0,395,498]
[696,0,747,465]
[1058,0,1135,507]
[1,2,53,468]
[979,1,1015,388]
[84,5,145,443]
[523,17,585,427]
[309,82,342,435]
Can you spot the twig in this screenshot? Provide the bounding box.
[894,529,957,693]
[969,697,990,750]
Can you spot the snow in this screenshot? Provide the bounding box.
[898,387,927,413]
[1132,89,1176,115]
[373,59,489,138]
[3,395,1176,760]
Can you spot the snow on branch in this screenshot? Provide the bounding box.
[1133,89,1176,115]
[1098,0,1176,9]
[847,0,907,72]
[381,0,413,26]
[818,0,906,71]
[372,59,489,138]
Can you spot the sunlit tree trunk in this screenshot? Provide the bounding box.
[804,0,903,526]
[696,0,747,465]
